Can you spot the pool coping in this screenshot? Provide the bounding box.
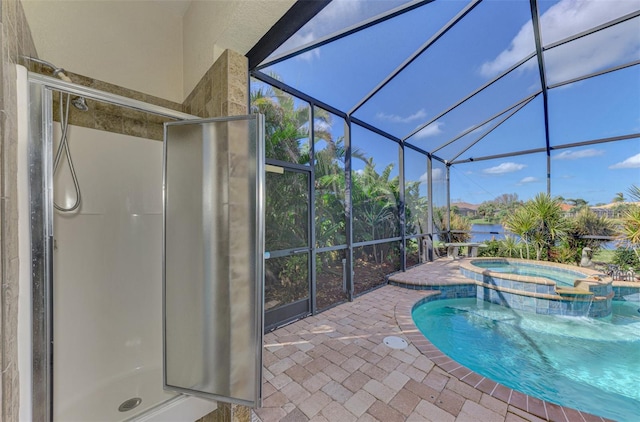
[391,258,638,316]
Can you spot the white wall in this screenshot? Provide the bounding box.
[23,0,296,102]
[22,0,185,103]
[182,0,295,98]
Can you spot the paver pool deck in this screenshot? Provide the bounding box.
[255,259,612,422]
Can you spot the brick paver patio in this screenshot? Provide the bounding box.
[255,259,612,422]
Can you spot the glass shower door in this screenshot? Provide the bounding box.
[163,115,264,407]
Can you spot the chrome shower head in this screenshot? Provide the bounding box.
[71,96,89,111]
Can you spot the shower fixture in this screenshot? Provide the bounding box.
[21,56,90,111]
[71,96,89,112]
[22,55,67,78]
[22,56,89,211]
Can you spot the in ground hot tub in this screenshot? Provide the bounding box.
[459,258,613,317]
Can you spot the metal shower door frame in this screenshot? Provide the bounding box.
[27,72,197,422]
[162,116,265,407]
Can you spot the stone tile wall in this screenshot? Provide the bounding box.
[27,48,248,141]
[183,49,248,118]
[1,1,38,420]
[27,66,184,141]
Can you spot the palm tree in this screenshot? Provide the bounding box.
[315,136,347,247]
[503,204,536,260]
[528,193,571,260]
[432,208,471,244]
[251,82,311,164]
[628,184,640,202]
[499,235,521,258]
[620,207,640,245]
[503,193,570,261]
[404,179,429,236]
[352,159,400,262]
[613,192,625,203]
[618,185,640,260]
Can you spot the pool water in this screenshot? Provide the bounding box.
[472,260,587,287]
[413,298,640,422]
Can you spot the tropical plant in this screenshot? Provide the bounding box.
[254,81,350,307]
[613,248,640,270]
[432,208,471,244]
[628,184,640,202]
[618,204,640,260]
[503,193,570,261]
[616,184,640,261]
[315,136,347,247]
[478,239,501,257]
[352,158,400,263]
[251,81,311,164]
[502,204,536,259]
[476,193,523,223]
[613,192,625,203]
[499,235,523,258]
[559,208,615,265]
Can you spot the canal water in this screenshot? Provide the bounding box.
[470,223,508,242]
[470,223,615,249]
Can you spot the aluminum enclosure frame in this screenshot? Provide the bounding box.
[249,0,640,295]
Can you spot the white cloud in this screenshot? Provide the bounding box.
[483,162,527,175]
[539,0,639,46]
[518,176,540,185]
[413,121,444,139]
[458,122,491,138]
[418,168,445,183]
[289,32,321,62]
[480,23,536,78]
[553,149,605,160]
[609,153,640,169]
[273,0,363,58]
[377,108,427,124]
[480,0,640,80]
[274,0,408,61]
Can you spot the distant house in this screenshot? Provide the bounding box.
[560,203,575,217]
[590,202,635,218]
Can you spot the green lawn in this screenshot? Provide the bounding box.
[593,249,615,264]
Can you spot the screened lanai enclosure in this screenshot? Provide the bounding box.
[250,0,640,330]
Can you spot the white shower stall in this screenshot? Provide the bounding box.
[52,123,176,420]
[24,70,264,421]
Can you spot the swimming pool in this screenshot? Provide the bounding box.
[413,297,640,421]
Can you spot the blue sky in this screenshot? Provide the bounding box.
[256,0,640,206]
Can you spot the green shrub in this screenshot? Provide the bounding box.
[613,248,640,270]
[478,239,501,257]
